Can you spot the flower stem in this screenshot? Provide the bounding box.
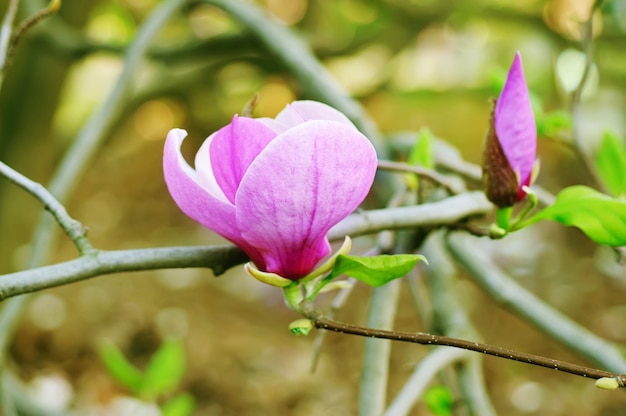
[496,206,512,231]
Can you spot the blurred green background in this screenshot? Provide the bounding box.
[0,0,626,414]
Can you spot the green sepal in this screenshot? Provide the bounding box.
[496,206,513,231]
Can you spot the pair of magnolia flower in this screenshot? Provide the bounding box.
[164,52,536,281]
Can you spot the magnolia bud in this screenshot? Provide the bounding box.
[482,103,520,208]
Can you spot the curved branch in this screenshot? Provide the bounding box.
[0,161,93,254]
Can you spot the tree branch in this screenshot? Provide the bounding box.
[0,245,248,300]
[0,191,491,299]
[0,161,93,255]
[328,191,492,240]
[445,231,626,373]
[377,160,463,195]
[297,302,626,386]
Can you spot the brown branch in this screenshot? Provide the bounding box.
[299,303,626,386]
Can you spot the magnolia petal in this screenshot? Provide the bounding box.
[209,116,277,204]
[495,51,537,191]
[163,129,266,268]
[276,100,355,128]
[255,117,289,134]
[236,120,377,278]
[194,132,228,203]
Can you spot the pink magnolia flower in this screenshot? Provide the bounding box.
[483,51,537,207]
[163,101,377,279]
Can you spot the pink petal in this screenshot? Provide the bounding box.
[163,129,266,268]
[194,133,228,203]
[209,116,277,204]
[275,100,355,128]
[495,51,537,190]
[235,120,377,278]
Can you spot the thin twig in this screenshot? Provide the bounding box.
[377,160,462,194]
[299,306,626,386]
[0,161,94,255]
[446,231,626,373]
[9,0,60,54]
[0,0,19,72]
[309,276,357,373]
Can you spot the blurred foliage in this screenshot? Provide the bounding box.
[100,339,194,413]
[1,0,626,414]
[423,385,455,416]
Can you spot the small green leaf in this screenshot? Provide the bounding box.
[162,393,196,416]
[139,339,186,400]
[423,385,454,416]
[405,128,435,190]
[519,185,626,246]
[595,131,626,197]
[289,319,313,336]
[327,254,427,287]
[408,128,434,169]
[99,341,143,394]
[535,110,571,139]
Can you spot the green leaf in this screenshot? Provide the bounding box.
[139,339,186,400]
[423,385,454,416]
[535,110,571,139]
[519,185,626,246]
[408,128,434,168]
[99,341,143,394]
[327,254,427,287]
[162,393,196,416]
[595,131,626,197]
[404,128,435,190]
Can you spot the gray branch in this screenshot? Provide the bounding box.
[0,245,248,300]
[329,191,491,240]
[0,192,492,300]
[0,161,93,254]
